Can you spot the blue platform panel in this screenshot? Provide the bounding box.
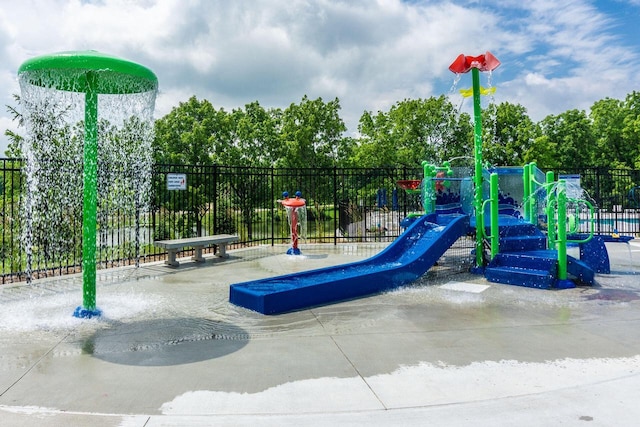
[568,233,618,274]
[230,214,470,314]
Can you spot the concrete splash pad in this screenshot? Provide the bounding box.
[2,242,640,426]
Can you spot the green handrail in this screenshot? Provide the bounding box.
[547,183,596,281]
[523,164,596,284]
[566,199,595,244]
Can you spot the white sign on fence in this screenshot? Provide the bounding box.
[167,173,187,190]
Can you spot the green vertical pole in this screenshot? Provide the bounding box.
[490,172,499,259]
[545,171,556,250]
[528,162,537,224]
[523,163,530,222]
[82,72,98,313]
[472,67,484,268]
[556,179,568,282]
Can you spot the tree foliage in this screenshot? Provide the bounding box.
[483,102,537,167]
[533,109,595,170]
[152,96,219,166]
[8,89,640,172]
[278,95,348,168]
[354,96,472,167]
[590,92,640,169]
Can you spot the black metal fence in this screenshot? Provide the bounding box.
[1,160,424,283]
[2,158,640,284]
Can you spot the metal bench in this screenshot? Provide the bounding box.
[154,234,239,267]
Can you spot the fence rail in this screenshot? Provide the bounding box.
[2,159,640,284]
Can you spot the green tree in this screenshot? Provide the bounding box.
[353,110,395,167]
[152,96,223,237]
[621,92,640,169]
[218,101,283,166]
[2,95,26,270]
[279,95,347,168]
[533,109,595,170]
[276,96,347,234]
[220,102,283,239]
[523,134,559,169]
[354,96,472,168]
[590,97,630,168]
[153,96,220,165]
[483,102,537,166]
[4,95,24,158]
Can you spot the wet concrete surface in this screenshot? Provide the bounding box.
[1,241,640,426]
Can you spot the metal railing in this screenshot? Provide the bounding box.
[1,160,423,283]
[2,158,640,284]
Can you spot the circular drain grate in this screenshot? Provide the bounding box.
[81,317,249,366]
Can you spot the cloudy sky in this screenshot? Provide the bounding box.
[1,0,639,155]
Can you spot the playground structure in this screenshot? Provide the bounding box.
[230,51,632,314]
[18,51,158,318]
[278,191,307,255]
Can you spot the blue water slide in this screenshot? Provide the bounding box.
[229,214,470,314]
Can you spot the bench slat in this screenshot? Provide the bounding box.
[154,234,238,249]
[154,234,239,266]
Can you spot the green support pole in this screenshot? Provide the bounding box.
[489,172,499,259]
[545,171,556,250]
[472,67,484,268]
[528,162,537,224]
[82,72,99,313]
[523,163,530,223]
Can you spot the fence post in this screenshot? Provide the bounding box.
[271,167,275,247]
[213,164,218,234]
[333,166,338,245]
[403,165,408,219]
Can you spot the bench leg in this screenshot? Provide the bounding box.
[217,243,229,258]
[192,245,205,263]
[165,249,179,267]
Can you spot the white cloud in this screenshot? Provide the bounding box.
[486,1,640,120]
[0,0,639,154]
